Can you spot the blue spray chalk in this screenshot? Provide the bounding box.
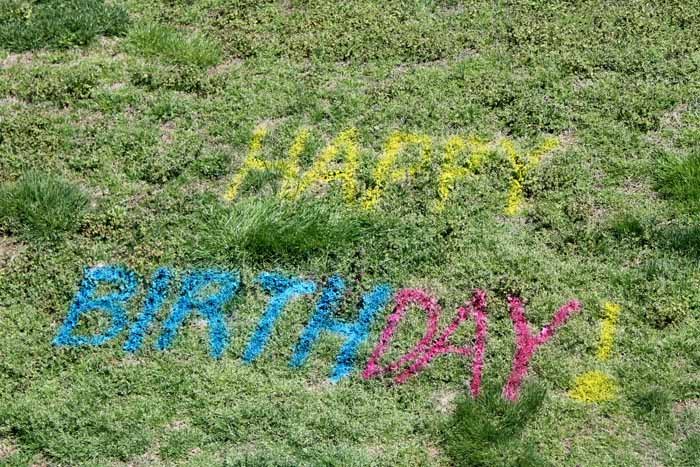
[53,265,139,347]
[156,269,240,359]
[243,272,317,363]
[123,267,174,353]
[291,274,393,382]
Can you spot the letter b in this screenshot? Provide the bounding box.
[53,265,139,347]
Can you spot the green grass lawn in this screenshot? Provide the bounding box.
[1,1,700,465]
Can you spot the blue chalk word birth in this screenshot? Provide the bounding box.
[53,265,393,382]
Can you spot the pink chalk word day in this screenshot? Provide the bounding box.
[53,264,582,401]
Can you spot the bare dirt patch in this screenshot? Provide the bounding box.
[160,121,177,145]
[208,58,245,77]
[620,177,659,200]
[0,236,25,268]
[0,438,18,460]
[169,419,187,431]
[0,96,21,107]
[673,399,700,416]
[0,52,34,68]
[432,389,459,414]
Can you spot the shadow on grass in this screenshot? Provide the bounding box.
[656,224,700,256]
[629,385,676,434]
[656,152,700,211]
[443,382,547,467]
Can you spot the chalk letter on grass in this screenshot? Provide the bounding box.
[156,269,240,359]
[123,267,174,353]
[501,137,559,216]
[290,275,393,382]
[53,265,139,347]
[435,136,490,211]
[243,272,316,363]
[280,128,361,203]
[503,296,581,401]
[362,132,433,210]
[224,126,269,201]
[363,288,488,397]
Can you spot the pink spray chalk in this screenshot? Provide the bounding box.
[363,288,488,397]
[502,296,582,401]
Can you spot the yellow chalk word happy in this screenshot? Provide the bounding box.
[224,125,560,213]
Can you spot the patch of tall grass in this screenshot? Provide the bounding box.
[0,0,128,52]
[125,23,222,69]
[444,383,547,467]
[0,171,88,241]
[199,198,370,260]
[657,152,700,209]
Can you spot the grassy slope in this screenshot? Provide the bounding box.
[1,0,700,465]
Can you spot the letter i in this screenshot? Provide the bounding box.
[569,302,622,402]
[123,268,174,353]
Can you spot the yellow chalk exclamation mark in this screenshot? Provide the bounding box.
[569,302,621,402]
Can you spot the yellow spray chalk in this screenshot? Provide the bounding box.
[223,125,562,215]
[361,132,432,210]
[569,370,618,402]
[597,302,621,361]
[224,127,269,202]
[279,128,312,189]
[283,128,360,203]
[569,302,622,403]
[435,136,490,212]
[502,137,559,216]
